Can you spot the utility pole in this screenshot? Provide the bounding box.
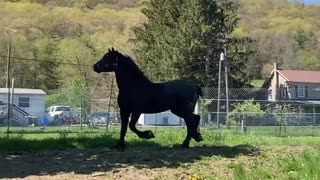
[217,52,224,128]
[206,48,211,125]
[6,35,11,133]
[6,36,11,88]
[1,26,16,88]
[1,26,16,133]
[224,43,229,118]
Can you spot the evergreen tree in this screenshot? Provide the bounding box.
[132,0,256,87]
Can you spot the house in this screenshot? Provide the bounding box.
[262,63,320,125]
[0,88,47,124]
[138,111,183,126]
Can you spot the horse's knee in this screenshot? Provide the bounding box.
[129,121,136,131]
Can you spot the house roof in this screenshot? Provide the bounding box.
[0,88,46,95]
[262,69,320,88]
[278,70,320,83]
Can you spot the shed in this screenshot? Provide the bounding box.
[138,111,183,126]
[0,88,47,118]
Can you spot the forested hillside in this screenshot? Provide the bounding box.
[0,0,319,90]
[237,0,320,79]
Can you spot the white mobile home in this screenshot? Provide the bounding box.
[138,111,183,126]
[0,88,46,118]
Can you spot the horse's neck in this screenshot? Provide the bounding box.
[115,62,152,91]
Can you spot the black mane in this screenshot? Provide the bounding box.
[115,51,151,83]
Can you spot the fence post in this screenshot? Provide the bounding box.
[6,86,11,134]
[106,76,114,133]
[241,112,244,133]
[313,106,316,136]
[273,112,278,136]
[80,98,83,130]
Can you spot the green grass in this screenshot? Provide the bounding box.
[229,149,320,180]
[1,127,320,152]
[277,149,320,180]
[219,126,320,137]
[1,127,320,179]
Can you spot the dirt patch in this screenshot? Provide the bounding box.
[0,145,307,180]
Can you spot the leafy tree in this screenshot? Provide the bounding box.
[226,99,265,133]
[266,104,298,136]
[199,99,213,126]
[45,92,66,108]
[69,77,90,110]
[55,36,97,87]
[33,37,59,90]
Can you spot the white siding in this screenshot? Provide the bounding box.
[0,93,45,118]
[138,111,182,125]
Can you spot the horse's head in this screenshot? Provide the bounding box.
[93,47,119,73]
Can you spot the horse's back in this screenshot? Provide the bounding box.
[161,80,200,101]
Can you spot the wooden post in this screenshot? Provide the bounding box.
[6,38,11,134]
[80,98,83,130]
[106,75,114,133]
[313,106,316,136]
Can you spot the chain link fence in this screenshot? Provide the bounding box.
[1,86,320,136]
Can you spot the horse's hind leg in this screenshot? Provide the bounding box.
[171,109,192,148]
[129,112,155,139]
[171,108,203,148]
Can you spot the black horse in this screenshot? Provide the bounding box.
[93,48,203,149]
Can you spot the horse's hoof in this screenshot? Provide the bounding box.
[181,142,189,148]
[199,134,203,141]
[146,130,155,139]
[112,143,126,151]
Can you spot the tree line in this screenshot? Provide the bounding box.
[0,0,319,91]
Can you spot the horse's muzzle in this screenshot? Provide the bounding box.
[93,64,101,73]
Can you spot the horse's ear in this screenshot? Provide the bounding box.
[111,47,115,52]
[108,48,111,52]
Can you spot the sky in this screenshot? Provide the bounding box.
[304,0,320,4]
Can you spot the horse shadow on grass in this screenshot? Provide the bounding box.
[0,134,260,179]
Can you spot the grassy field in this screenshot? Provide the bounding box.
[1,126,320,179]
[1,124,320,137]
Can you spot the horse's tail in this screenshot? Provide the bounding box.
[196,85,203,98]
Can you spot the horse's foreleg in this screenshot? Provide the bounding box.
[181,114,203,148]
[129,113,155,139]
[182,118,192,148]
[114,109,130,149]
[182,132,192,148]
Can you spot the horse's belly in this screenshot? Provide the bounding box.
[129,100,171,113]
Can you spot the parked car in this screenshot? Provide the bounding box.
[45,105,76,125]
[89,112,116,125]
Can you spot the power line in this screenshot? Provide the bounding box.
[0,55,92,67]
[0,55,210,68]
[0,54,221,74]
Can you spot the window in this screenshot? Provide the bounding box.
[55,106,70,111]
[18,97,30,107]
[297,86,305,97]
[282,86,288,98]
